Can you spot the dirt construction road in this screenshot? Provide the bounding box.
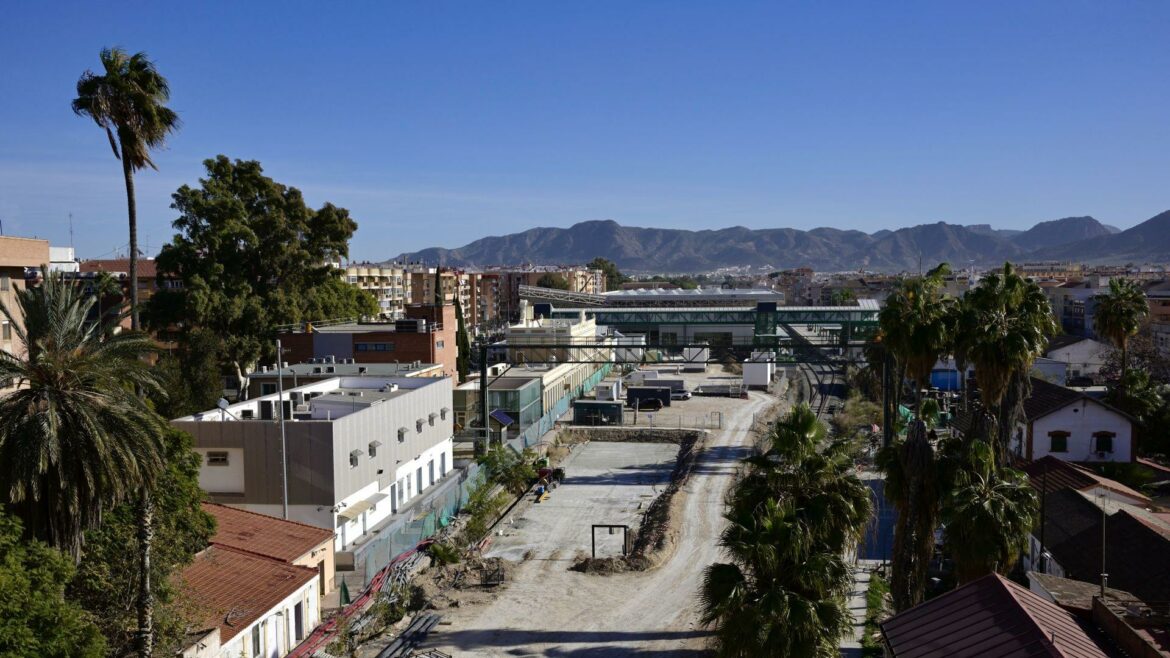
[421,391,778,657]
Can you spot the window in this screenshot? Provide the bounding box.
[397,479,404,504]
[1,321,10,340]
[435,340,445,349]
[260,383,277,396]
[406,474,412,497]
[206,451,230,466]
[356,342,394,352]
[1094,432,1115,453]
[294,602,305,641]
[440,453,447,477]
[0,275,9,291]
[251,624,261,657]
[1047,431,1069,453]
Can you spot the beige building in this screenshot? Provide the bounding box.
[345,264,411,320]
[0,237,50,388]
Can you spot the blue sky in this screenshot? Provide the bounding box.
[3,2,1169,261]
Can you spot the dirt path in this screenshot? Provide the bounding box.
[420,392,778,657]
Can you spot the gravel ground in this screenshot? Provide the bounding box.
[418,390,781,657]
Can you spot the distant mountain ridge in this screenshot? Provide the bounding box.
[391,212,1170,273]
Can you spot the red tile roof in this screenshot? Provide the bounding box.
[882,573,1108,658]
[79,258,157,278]
[203,503,333,563]
[1023,456,1150,505]
[179,545,317,643]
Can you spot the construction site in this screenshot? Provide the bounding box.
[395,371,785,657]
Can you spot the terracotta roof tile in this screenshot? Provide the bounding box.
[179,545,317,643]
[203,503,333,563]
[79,258,157,278]
[881,573,1108,658]
[1024,378,1087,422]
[1023,456,1150,505]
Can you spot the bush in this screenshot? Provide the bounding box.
[427,542,461,565]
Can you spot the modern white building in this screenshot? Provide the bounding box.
[1045,336,1111,381]
[173,376,454,553]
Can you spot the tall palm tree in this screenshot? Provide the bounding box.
[73,49,178,656]
[0,269,166,559]
[701,405,871,656]
[963,264,1057,461]
[875,265,951,611]
[91,270,123,327]
[940,442,1037,583]
[72,48,179,332]
[1094,277,1150,382]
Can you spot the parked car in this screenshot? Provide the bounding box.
[628,398,664,411]
[670,390,692,401]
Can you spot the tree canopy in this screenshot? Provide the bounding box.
[149,156,378,389]
[586,257,628,290]
[0,513,106,657]
[535,273,570,290]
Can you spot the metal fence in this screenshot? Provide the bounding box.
[502,363,615,453]
[352,462,486,585]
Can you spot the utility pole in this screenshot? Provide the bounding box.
[479,342,489,452]
[276,339,289,520]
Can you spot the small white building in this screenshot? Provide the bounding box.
[1045,336,1111,381]
[180,545,320,658]
[743,352,776,389]
[1012,377,1134,463]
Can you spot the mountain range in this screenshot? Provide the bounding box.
[392,211,1170,273]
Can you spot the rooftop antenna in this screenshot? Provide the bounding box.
[69,213,74,249]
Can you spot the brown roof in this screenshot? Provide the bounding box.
[79,258,157,278]
[203,503,333,563]
[1023,457,1150,505]
[1024,377,1089,422]
[179,545,317,643]
[882,573,1108,658]
[1028,572,1137,614]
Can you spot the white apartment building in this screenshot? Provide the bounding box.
[345,264,411,319]
[173,376,454,553]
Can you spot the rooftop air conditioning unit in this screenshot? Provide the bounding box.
[240,409,255,420]
[313,367,322,374]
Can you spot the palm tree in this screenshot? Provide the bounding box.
[700,405,871,656]
[940,443,1037,583]
[73,49,179,656]
[1094,277,1150,382]
[91,270,123,327]
[875,265,951,611]
[73,48,179,332]
[0,269,166,560]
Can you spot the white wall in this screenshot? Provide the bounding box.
[1047,339,1110,379]
[217,575,319,658]
[1023,400,1132,462]
[195,447,245,494]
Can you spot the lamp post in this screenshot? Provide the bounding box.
[276,339,289,520]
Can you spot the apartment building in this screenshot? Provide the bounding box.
[344,263,411,320]
[173,375,454,554]
[0,237,49,371]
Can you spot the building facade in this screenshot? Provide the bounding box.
[172,375,455,553]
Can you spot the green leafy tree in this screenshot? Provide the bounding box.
[0,269,166,559]
[149,156,378,394]
[535,273,570,290]
[91,270,123,327]
[1104,369,1170,457]
[586,257,628,290]
[0,513,106,657]
[699,405,871,656]
[454,297,472,383]
[152,328,224,421]
[70,429,216,655]
[1094,278,1150,382]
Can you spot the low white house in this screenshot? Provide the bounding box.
[1045,335,1111,381]
[1012,377,1134,463]
[180,545,320,658]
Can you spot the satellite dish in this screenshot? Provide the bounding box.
[217,398,230,410]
